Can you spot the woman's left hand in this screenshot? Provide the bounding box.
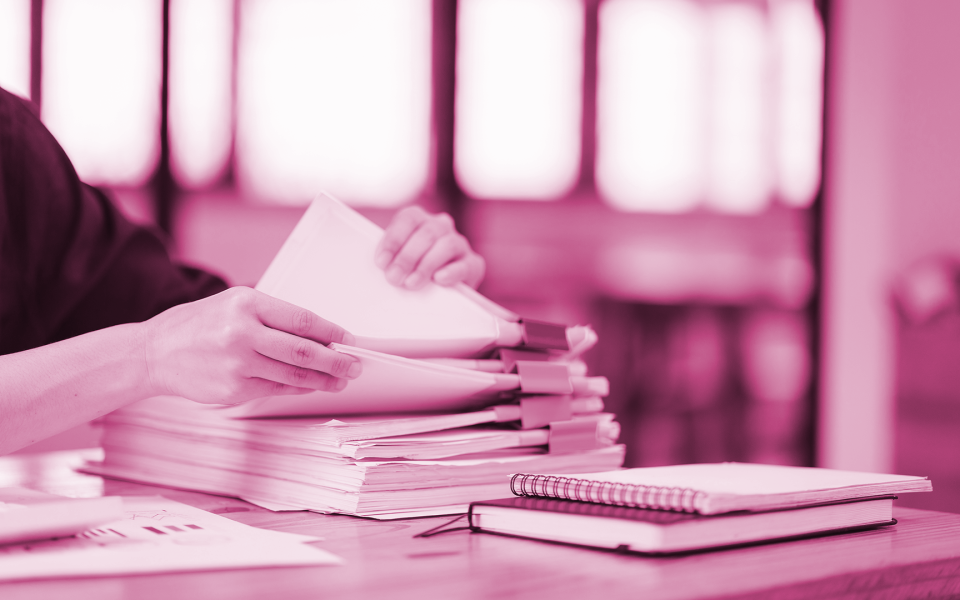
[374,206,486,290]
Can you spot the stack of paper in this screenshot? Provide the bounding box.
[94,194,625,518]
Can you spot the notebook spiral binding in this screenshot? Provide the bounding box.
[509,473,707,513]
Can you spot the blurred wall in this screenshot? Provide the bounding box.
[823,0,960,481]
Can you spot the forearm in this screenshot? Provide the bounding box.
[0,322,155,454]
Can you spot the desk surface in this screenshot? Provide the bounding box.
[3,450,960,600]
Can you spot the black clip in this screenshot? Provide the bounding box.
[520,319,569,351]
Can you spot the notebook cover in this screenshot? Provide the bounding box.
[507,463,931,514]
[467,495,898,556]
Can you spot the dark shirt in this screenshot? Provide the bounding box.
[0,87,227,355]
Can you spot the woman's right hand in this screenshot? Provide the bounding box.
[141,287,361,404]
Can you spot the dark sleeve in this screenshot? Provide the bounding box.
[0,87,228,355]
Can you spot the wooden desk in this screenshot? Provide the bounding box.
[3,450,960,600]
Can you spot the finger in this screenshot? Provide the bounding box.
[375,206,429,270]
[402,234,468,290]
[384,214,455,286]
[253,292,355,346]
[248,352,350,393]
[434,253,485,288]
[255,327,362,379]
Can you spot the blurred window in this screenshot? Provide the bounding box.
[24,0,821,212]
[772,0,824,207]
[596,0,823,213]
[596,0,706,212]
[169,0,234,189]
[42,0,161,186]
[0,0,31,99]
[455,0,583,200]
[707,2,770,213]
[234,0,432,207]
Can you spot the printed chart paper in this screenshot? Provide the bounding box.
[0,496,342,581]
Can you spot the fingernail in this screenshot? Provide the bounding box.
[404,272,424,289]
[334,378,348,392]
[386,264,405,285]
[433,269,453,285]
[375,251,391,269]
[341,332,356,346]
[347,360,362,378]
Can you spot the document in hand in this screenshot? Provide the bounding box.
[508,463,932,515]
[222,344,608,417]
[257,192,522,358]
[468,495,898,554]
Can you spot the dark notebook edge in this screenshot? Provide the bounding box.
[471,494,900,521]
[467,495,900,555]
[466,518,898,557]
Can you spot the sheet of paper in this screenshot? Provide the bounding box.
[256,193,511,358]
[0,488,122,545]
[222,344,517,417]
[549,463,931,495]
[0,496,341,582]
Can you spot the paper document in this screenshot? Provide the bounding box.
[221,344,607,418]
[0,488,122,545]
[0,496,341,581]
[107,395,606,447]
[222,344,517,417]
[256,192,518,358]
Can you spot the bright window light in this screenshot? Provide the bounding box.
[773,0,824,207]
[706,3,770,214]
[42,0,161,186]
[597,0,706,213]
[236,0,431,207]
[170,0,233,189]
[455,0,583,200]
[0,0,31,99]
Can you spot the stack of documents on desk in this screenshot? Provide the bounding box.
[94,194,625,518]
[93,396,624,518]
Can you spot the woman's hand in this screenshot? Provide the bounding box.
[375,206,485,290]
[142,287,361,404]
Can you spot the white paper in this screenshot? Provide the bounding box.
[223,344,519,417]
[0,488,122,546]
[108,395,510,444]
[256,192,515,358]
[520,463,934,514]
[0,496,342,581]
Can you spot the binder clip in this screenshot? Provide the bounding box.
[548,419,605,454]
[498,348,550,373]
[519,319,569,351]
[519,396,572,429]
[514,361,573,395]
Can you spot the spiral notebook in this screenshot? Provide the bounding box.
[508,463,932,515]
